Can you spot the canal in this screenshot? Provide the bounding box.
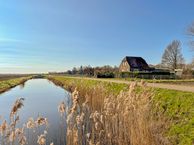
[0,79,71,145]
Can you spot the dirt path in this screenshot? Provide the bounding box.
[68,77,194,93]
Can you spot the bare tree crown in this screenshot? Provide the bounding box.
[187,22,194,50]
[161,40,184,70]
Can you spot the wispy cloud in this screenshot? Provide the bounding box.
[0,38,21,43]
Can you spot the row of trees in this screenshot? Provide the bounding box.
[65,65,119,77]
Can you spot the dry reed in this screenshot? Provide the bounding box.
[0,80,169,145]
[0,98,51,145]
[57,81,169,145]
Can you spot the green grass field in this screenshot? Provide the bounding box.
[106,77,194,84]
[48,75,194,145]
[0,77,31,93]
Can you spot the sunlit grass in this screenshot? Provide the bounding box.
[0,77,31,93]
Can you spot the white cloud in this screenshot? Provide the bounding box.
[0,38,21,43]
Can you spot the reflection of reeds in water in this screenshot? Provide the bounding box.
[58,101,66,144]
[0,98,53,145]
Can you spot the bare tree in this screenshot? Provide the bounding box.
[191,59,194,68]
[187,21,194,50]
[161,40,185,70]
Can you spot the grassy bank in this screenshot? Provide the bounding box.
[0,74,31,81]
[105,77,194,85]
[48,75,194,145]
[0,77,31,93]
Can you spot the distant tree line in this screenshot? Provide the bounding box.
[63,65,119,78]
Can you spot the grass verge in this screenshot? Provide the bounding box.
[113,77,194,85]
[0,77,31,93]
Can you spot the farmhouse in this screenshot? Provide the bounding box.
[119,56,151,72]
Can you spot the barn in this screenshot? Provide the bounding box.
[119,56,151,72]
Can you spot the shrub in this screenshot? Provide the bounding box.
[119,71,173,79]
[96,72,115,78]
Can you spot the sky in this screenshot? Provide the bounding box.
[0,0,194,73]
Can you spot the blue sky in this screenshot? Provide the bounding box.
[0,0,194,73]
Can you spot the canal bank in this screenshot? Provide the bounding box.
[0,76,32,94]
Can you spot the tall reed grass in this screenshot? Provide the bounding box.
[58,81,170,145]
[0,80,169,145]
[0,98,53,145]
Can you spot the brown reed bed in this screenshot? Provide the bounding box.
[0,77,171,145]
[49,76,194,145]
[57,81,170,145]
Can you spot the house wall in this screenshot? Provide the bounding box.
[119,60,130,72]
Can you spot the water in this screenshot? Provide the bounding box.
[0,79,71,144]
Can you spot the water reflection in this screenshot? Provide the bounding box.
[19,82,25,89]
[0,79,71,145]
